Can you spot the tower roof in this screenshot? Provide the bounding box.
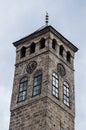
[13,25,78,52]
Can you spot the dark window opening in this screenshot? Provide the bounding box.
[32,70,42,96]
[30,42,35,54]
[18,77,28,102]
[59,45,64,57]
[21,47,26,58]
[67,51,71,63]
[52,39,56,50]
[40,38,45,49]
[63,81,70,107]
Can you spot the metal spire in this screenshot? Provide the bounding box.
[45,12,49,26]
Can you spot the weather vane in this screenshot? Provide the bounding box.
[45,12,49,26]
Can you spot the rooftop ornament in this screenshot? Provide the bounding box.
[45,12,49,26]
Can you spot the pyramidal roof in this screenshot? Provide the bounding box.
[13,25,78,52]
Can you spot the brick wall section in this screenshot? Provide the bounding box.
[46,97,74,130]
[9,97,47,130]
[9,96,74,130]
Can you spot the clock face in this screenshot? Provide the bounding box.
[57,63,66,76]
[26,61,37,74]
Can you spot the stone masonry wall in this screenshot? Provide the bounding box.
[46,97,74,130]
[9,97,47,130]
[9,29,76,130]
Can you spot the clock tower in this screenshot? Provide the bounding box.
[9,24,78,130]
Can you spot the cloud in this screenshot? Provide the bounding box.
[0,85,10,129]
[0,1,86,130]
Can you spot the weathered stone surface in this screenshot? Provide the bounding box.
[9,26,77,130]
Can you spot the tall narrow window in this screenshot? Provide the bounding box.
[40,38,45,49]
[52,39,57,50]
[52,73,59,98]
[63,81,70,107]
[30,42,35,54]
[67,51,71,63]
[20,47,26,58]
[32,70,42,96]
[59,45,64,57]
[18,77,28,102]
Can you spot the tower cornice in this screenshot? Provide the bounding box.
[13,25,78,52]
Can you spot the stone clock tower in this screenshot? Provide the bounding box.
[9,24,78,130]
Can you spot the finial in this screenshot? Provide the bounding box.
[45,12,49,26]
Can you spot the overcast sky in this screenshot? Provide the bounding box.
[0,0,86,130]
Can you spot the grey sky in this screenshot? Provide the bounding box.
[0,0,86,130]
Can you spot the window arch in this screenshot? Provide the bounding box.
[63,81,70,107]
[30,42,35,54]
[32,70,42,96]
[18,77,28,102]
[20,47,26,58]
[66,51,71,63]
[40,38,45,49]
[52,73,59,98]
[59,45,64,57]
[52,39,57,50]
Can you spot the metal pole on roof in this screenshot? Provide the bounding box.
[45,12,49,26]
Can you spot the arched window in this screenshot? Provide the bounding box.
[32,70,42,96]
[66,51,71,63]
[63,81,70,107]
[52,73,59,98]
[30,42,35,54]
[40,38,45,49]
[59,45,64,57]
[20,47,26,58]
[52,39,57,50]
[18,77,28,102]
